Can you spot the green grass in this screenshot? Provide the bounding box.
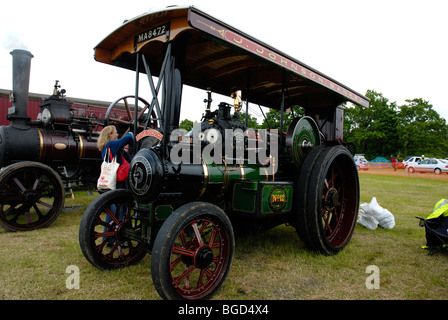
[0,175,447,300]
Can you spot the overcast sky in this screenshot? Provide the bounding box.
[1,0,447,123]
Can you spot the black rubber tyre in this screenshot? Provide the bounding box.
[0,161,64,232]
[151,202,234,300]
[79,189,147,269]
[295,145,359,255]
[295,146,326,249]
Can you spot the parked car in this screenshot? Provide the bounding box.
[354,157,370,171]
[406,158,448,175]
[403,156,422,169]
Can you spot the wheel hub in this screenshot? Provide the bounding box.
[23,191,39,210]
[195,246,214,269]
[24,191,37,203]
[324,187,339,211]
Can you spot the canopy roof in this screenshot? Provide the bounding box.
[94,6,369,110]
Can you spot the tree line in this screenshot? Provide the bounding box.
[344,90,448,160]
[179,89,448,161]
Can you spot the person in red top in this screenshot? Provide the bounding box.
[97,125,134,189]
[391,155,397,171]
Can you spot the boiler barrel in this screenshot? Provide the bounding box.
[0,125,100,166]
[128,146,271,205]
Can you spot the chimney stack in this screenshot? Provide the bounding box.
[8,49,34,129]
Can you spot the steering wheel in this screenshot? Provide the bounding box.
[104,95,159,136]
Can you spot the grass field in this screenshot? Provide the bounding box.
[1,172,447,300]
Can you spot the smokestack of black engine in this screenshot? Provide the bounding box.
[7,49,34,129]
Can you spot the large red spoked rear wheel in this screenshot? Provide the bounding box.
[295,145,359,255]
[151,202,234,300]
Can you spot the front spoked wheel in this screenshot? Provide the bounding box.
[79,189,147,269]
[151,202,235,300]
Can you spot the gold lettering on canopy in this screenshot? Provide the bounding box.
[190,13,369,107]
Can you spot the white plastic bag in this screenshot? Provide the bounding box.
[378,209,395,229]
[358,197,395,229]
[358,208,379,230]
[97,148,119,191]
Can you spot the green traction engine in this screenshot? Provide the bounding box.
[79,6,367,300]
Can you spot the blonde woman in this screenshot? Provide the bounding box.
[97,125,134,189]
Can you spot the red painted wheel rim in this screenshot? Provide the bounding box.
[321,159,357,248]
[169,216,230,299]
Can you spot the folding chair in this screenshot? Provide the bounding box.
[416,199,448,255]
